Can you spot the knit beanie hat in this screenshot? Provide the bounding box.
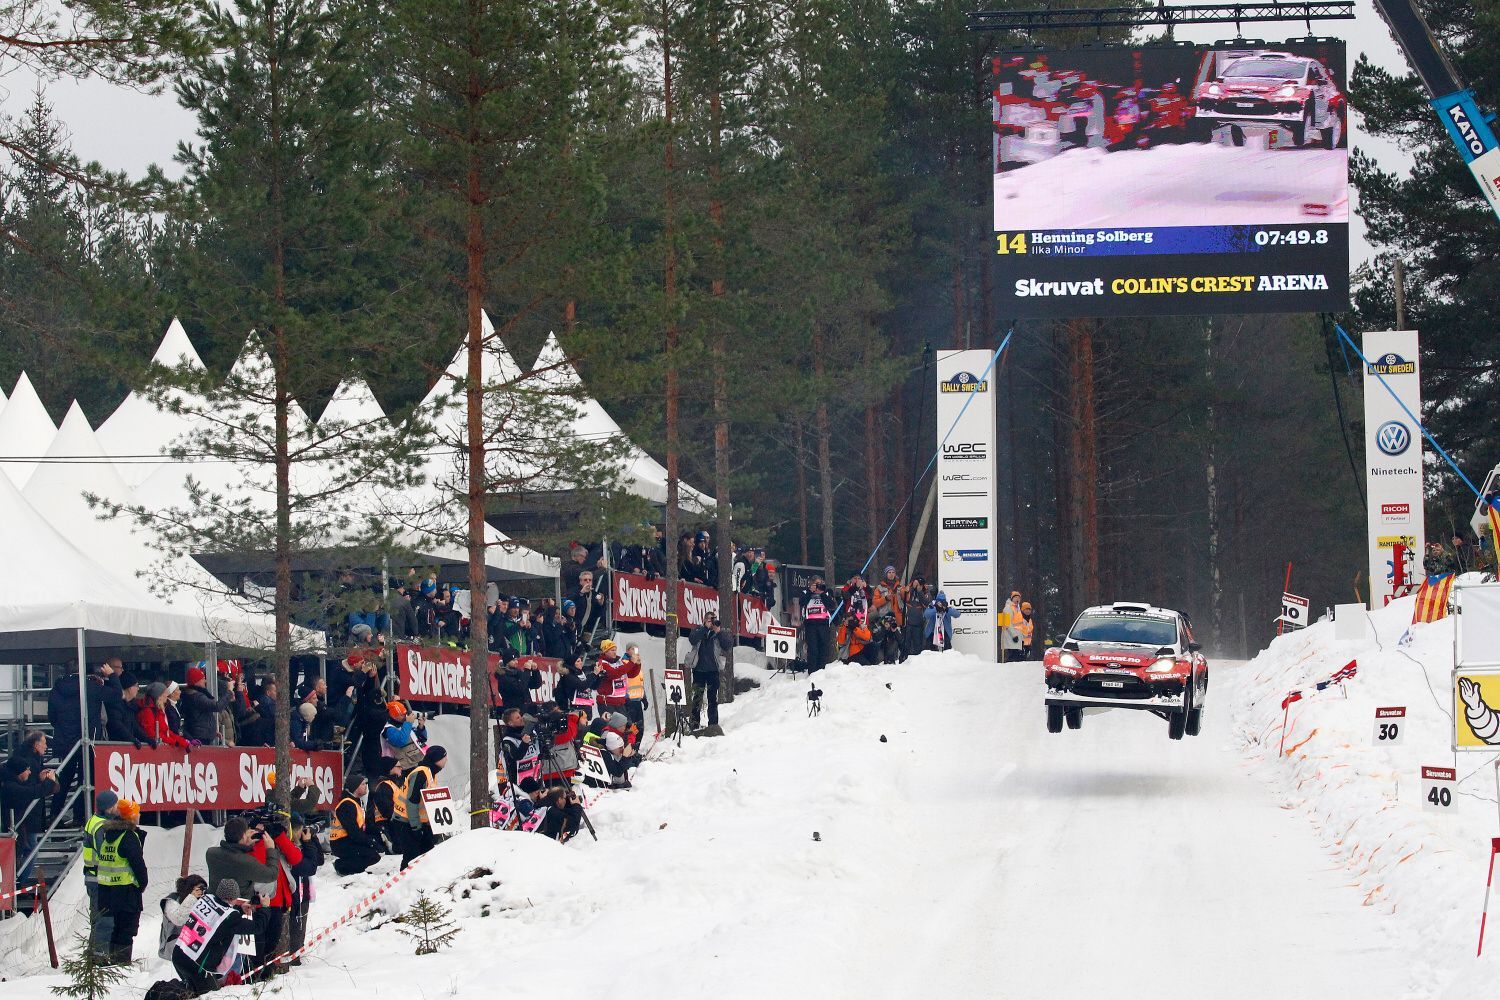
[216,879,241,901]
[147,682,167,700]
[96,790,119,813]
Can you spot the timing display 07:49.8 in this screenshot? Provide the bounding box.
[1253,228,1331,247]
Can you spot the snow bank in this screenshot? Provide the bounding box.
[1230,597,1500,997]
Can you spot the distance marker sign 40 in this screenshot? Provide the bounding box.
[1373,706,1406,745]
[765,624,797,660]
[1422,765,1456,812]
[421,787,458,836]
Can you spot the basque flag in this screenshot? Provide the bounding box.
[1412,572,1456,624]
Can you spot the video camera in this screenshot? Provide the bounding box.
[241,804,288,837]
[807,682,823,717]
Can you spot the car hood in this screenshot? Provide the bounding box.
[1218,79,1302,96]
[1072,649,1163,668]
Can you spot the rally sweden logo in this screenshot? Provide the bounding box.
[942,549,989,562]
[1376,421,1412,457]
[940,371,989,393]
[1367,353,1416,376]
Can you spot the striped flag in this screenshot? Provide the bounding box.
[1328,660,1358,684]
[1412,572,1456,624]
[1281,690,1303,710]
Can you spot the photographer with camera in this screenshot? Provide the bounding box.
[536,704,582,784]
[688,612,734,734]
[330,774,382,876]
[499,706,543,786]
[493,654,545,715]
[902,577,932,660]
[205,817,281,928]
[594,639,639,721]
[381,699,429,771]
[1,731,59,886]
[553,653,597,720]
[535,785,585,843]
[244,808,303,973]
[922,591,961,652]
[798,577,835,673]
[285,813,323,963]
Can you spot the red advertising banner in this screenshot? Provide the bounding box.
[0,835,14,913]
[612,572,773,637]
[92,744,342,813]
[397,643,561,706]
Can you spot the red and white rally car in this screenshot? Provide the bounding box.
[1192,49,1346,148]
[1043,602,1208,740]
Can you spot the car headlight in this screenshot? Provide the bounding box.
[1059,652,1082,670]
[1207,84,1221,96]
[1147,657,1177,673]
[1277,84,1297,97]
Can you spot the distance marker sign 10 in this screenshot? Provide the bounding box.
[765,624,797,660]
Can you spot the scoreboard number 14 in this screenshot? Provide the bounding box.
[996,233,1028,255]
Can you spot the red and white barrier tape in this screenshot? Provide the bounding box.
[245,855,425,978]
[0,883,41,905]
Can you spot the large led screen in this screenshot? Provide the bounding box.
[993,41,1350,317]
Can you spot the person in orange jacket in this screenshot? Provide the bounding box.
[871,566,905,628]
[838,609,874,663]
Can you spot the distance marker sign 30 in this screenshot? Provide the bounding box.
[421,787,458,836]
[578,743,610,785]
[1373,706,1406,746]
[765,624,797,661]
[1422,765,1456,812]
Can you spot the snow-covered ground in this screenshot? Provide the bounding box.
[3,621,1489,998]
[994,141,1349,230]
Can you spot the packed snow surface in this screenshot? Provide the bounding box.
[5,627,1490,998]
[994,141,1349,229]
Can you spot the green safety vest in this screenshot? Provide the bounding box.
[82,814,107,878]
[95,829,139,888]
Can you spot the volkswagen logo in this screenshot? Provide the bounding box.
[1376,421,1411,457]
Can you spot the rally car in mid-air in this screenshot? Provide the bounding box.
[1043,602,1208,740]
[1192,49,1346,148]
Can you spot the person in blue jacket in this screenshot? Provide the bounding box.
[922,592,961,652]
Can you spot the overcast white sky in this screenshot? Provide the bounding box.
[3,0,1412,264]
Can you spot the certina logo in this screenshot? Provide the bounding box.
[1448,105,1487,157]
[1376,421,1411,457]
[940,371,988,393]
[942,517,989,530]
[1366,352,1416,376]
[942,442,987,461]
[942,549,988,562]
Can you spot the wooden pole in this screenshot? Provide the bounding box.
[1278,561,1293,637]
[648,669,662,735]
[37,874,57,968]
[181,808,196,878]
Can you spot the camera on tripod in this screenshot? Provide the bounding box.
[807,682,823,717]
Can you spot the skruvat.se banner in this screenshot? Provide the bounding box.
[611,572,774,636]
[92,744,342,812]
[399,643,561,706]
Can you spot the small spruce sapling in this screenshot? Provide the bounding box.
[50,932,128,1000]
[396,893,460,955]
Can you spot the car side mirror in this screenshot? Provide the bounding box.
[1187,642,1202,652]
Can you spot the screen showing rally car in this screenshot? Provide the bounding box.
[992,40,1349,318]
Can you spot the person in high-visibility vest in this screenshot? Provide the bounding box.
[94,798,147,965]
[622,644,648,745]
[330,774,381,876]
[395,745,448,868]
[1018,602,1037,660]
[368,756,406,855]
[82,790,119,960]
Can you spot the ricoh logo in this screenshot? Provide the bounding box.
[1376,421,1411,457]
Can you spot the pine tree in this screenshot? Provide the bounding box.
[395,892,460,955]
[383,0,638,823]
[49,933,128,1000]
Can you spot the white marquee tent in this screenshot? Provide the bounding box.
[95,317,207,486]
[0,373,58,490]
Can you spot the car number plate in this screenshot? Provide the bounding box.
[1100,680,1125,689]
[1232,101,1256,108]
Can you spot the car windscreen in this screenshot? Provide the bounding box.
[1224,59,1304,82]
[1069,613,1177,647]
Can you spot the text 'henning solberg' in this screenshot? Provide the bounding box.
[1028,230,1153,246]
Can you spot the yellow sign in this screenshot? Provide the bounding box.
[1377,534,1417,550]
[1454,670,1500,750]
[997,612,1013,628]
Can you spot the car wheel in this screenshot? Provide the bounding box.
[1290,108,1311,147]
[1185,707,1203,736]
[1065,707,1082,730]
[1047,704,1065,733]
[1168,710,1186,740]
[1322,109,1345,150]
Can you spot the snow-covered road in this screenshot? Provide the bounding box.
[0,655,1414,1000]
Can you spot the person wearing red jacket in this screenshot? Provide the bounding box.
[137,683,190,751]
[592,639,639,716]
[248,815,303,975]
